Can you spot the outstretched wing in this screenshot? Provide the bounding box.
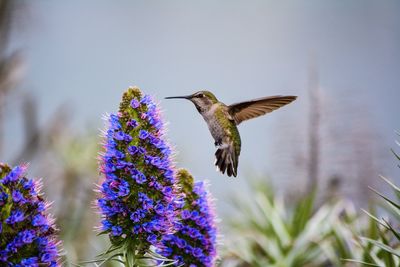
[228,95,297,125]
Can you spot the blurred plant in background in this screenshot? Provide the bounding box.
[345,142,400,266]
[0,0,23,156]
[0,1,105,265]
[220,180,360,267]
[271,61,384,207]
[41,130,101,265]
[221,136,400,267]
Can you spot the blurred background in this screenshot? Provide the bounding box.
[1,1,399,266]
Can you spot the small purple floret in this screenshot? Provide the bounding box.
[130,99,140,108]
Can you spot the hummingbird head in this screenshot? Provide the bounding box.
[165,90,218,113]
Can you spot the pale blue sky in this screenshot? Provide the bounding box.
[6,1,400,212]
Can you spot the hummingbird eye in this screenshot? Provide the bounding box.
[197,93,204,98]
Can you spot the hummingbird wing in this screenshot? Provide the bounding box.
[228,95,297,125]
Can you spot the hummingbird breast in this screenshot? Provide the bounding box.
[202,104,236,144]
[207,118,228,142]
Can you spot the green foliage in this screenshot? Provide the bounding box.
[47,130,103,266]
[344,137,400,266]
[222,135,400,267]
[221,181,359,267]
[346,147,400,266]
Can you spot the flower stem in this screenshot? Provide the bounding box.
[124,241,145,267]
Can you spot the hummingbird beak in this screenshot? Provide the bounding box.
[165,95,192,100]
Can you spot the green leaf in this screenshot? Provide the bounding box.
[361,237,400,258]
[342,258,381,266]
[362,209,390,231]
[391,148,400,162]
[378,175,400,193]
[291,190,316,237]
[379,230,396,267]
[369,186,400,211]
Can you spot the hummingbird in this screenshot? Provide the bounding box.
[165,91,297,177]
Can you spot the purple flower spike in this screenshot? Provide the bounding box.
[97,87,181,261]
[0,163,61,266]
[158,169,218,267]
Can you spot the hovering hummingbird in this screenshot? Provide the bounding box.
[165,91,297,177]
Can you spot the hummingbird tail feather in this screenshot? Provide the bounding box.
[215,143,238,177]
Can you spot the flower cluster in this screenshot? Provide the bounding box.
[158,169,218,267]
[0,163,60,267]
[97,87,181,255]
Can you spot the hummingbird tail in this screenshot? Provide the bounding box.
[215,143,238,177]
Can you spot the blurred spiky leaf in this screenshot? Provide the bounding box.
[347,138,400,266]
[221,180,360,267]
